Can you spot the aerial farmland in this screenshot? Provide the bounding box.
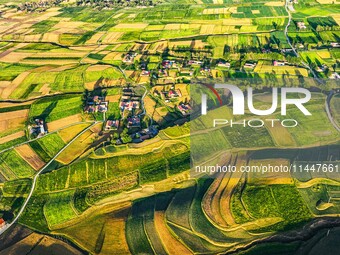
[0,0,339,254]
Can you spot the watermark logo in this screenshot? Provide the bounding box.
[201,84,312,116]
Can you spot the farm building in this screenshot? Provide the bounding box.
[127,116,141,128]
[297,22,306,30]
[273,61,286,66]
[0,218,5,229]
[244,62,257,69]
[178,103,192,116]
[132,126,159,143]
[218,61,231,68]
[105,120,120,131]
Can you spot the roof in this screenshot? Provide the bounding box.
[0,218,5,224]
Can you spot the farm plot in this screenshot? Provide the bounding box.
[47,114,83,132]
[34,141,188,193]
[0,109,27,134]
[111,23,149,31]
[247,159,293,185]
[50,65,88,92]
[190,178,243,242]
[0,131,25,145]
[9,70,57,99]
[242,184,312,231]
[44,190,78,228]
[56,124,100,164]
[29,133,66,162]
[29,95,82,122]
[126,198,155,255]
[254,62,309,77]
[166,185,196,229]
[0,63,37,81]
[85,65,123,83]
[15,144,45,170]
[100,207,131,255]
[300,50,334,66]
[265,120,296,147]
[220,125,275,148]
[55,203,131,254]
[101,32,124,44]
[286,94,339,146]
[154,211,192,255]
[0,149,35,180]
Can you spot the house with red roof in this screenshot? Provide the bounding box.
[0,218,6,229]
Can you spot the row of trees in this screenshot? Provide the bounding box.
[75,0,158,8]
[17,0,63,12]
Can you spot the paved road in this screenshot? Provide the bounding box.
[325,91,340,132]
[0,122,98,236]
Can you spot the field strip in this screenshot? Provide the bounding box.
[0,131,24,144]
[154,211,193,255]
[167,220,235,248]
[202,153,233,227]
[48,114,83,132]
[1,72,31,99]
[220,156,247,226]
[296,178,340,188]
[15,144,45,171]
[51,202,131,230]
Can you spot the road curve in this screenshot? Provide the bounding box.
[0,122,99,236]
[325,91,340,132]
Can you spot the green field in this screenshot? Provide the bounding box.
[29,133,66,162]
[44,190,78,227]
[0,149,35,180]
[0,63,37,82]
[29,95,82,122]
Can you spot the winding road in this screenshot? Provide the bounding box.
[284,0,323,84]
[325,91,340,132]
[0,122,98,236]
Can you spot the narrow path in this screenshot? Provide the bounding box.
[0,122,99,236]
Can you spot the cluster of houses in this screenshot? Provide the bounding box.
[120,88,141,112]
[29,119,47,138]
[84,96,108,114]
